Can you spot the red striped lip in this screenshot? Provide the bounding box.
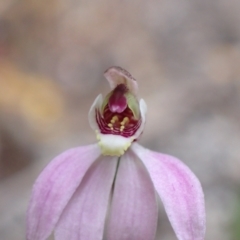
[96,103,141,138]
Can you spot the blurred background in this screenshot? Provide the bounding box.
[0,0,240,239]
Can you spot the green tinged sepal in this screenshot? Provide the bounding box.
[125,92,140,119]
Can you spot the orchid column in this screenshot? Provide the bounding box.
[27,66,206,240]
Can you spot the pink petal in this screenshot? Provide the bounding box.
[26,144,101,240]
[105,149,158,240]
[104,66,138,95]
[55,156,118,240]
[132,143,206,240]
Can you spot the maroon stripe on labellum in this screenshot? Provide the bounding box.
[95,103,141,138]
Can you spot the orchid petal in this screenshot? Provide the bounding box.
[55,156,118,240]
[26,144,101,240]
[132,143,206,240]
[104,66,138,95]
[88,94,103,131]
[133,98,147,139]
[105,149,158,240]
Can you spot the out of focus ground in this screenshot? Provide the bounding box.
[0,0,240,239]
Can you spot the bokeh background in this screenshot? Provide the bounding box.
[0,0,240,239]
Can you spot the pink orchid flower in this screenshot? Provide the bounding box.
[27,67,206,240]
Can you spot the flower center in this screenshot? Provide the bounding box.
[96,84,141,138]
